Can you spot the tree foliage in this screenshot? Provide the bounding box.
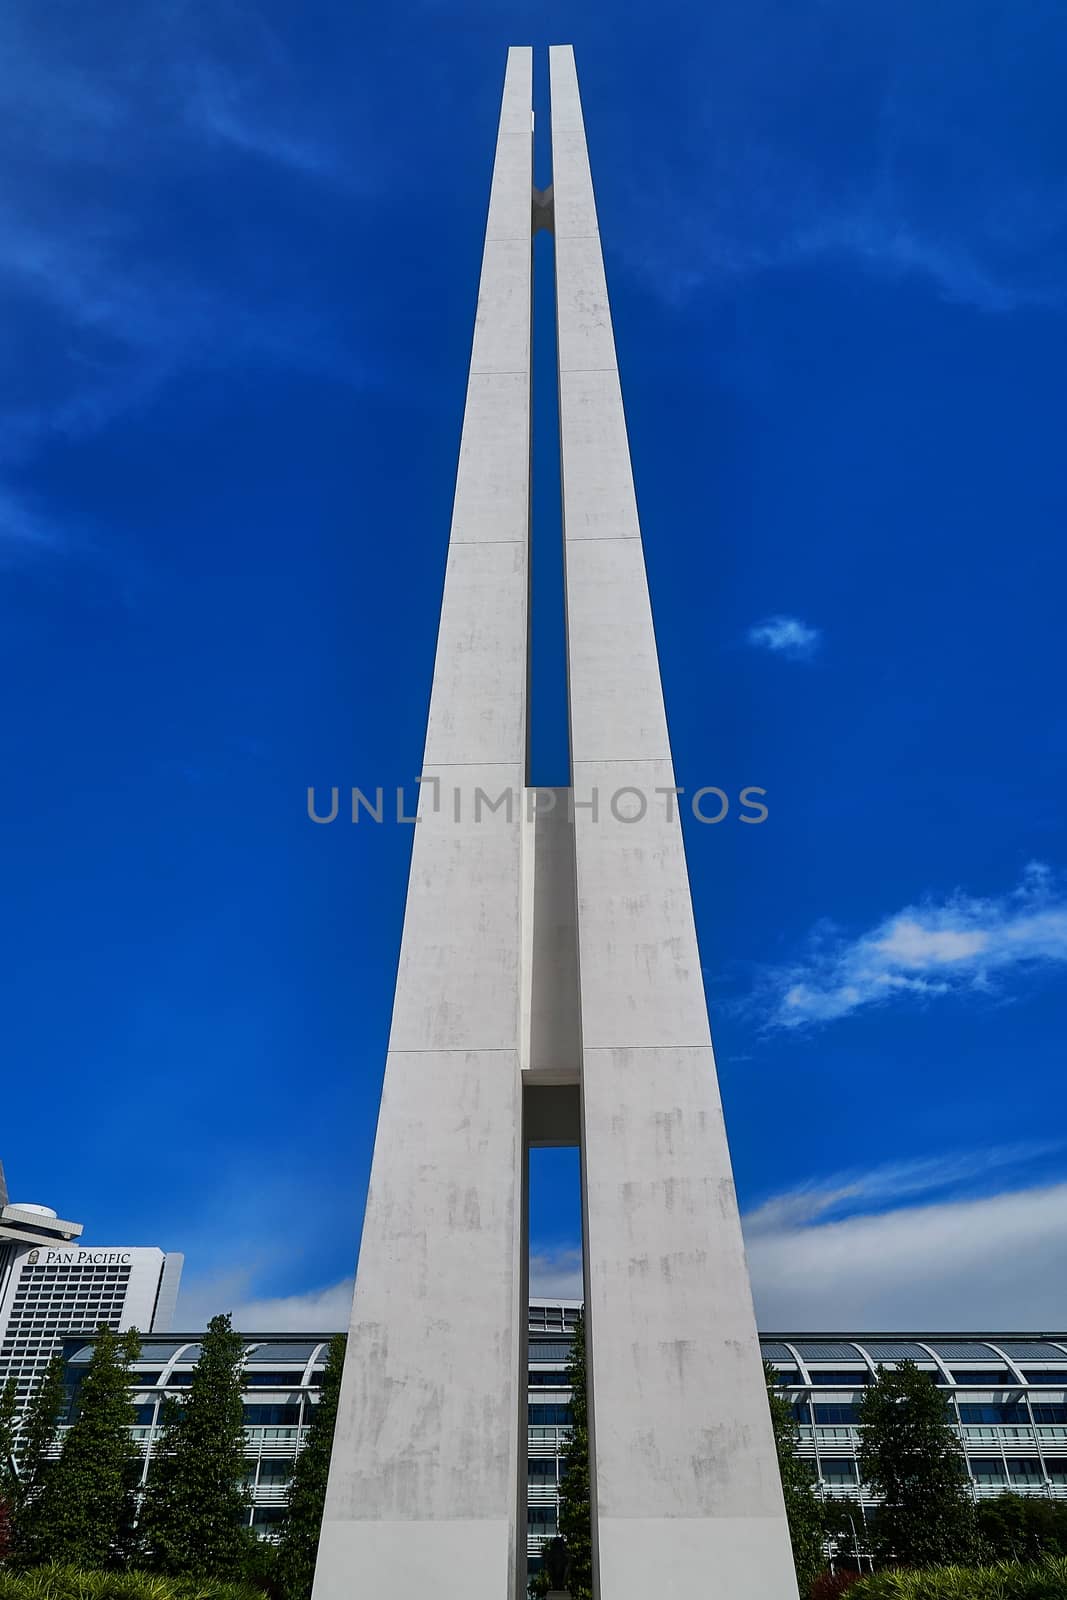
[20,1326,142,1569]
[977,1493,1067,1561]
[857,1361,978,1568]
[0,1376,18,1509]
[12,1351,66,1506]
[274,1333,346,1600]
[6,1351,67,1565]
[556,1311,592,1600]
[140,1313,256,1579]
[764,1361,825,1590]
[821,1494,873,1570]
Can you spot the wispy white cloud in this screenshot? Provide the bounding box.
[0,6,372,565]
[529,1246,584,1302]
[618,26,1066,321]
[787,213,1044,316]
[746,1170,1067,1330]
[747,615,821,660]
[174,1145,1067,1335]
[177,1272,354,1334]
[743,1142,1061,1236]
[176,60,343,180]
[761,863,1067,1028]
[0,488,69,556]
[627,197,1061,318]
[179,1257,588,1334]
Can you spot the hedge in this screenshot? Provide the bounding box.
[844,1555,1067,1599]
[0,1569,267,1600]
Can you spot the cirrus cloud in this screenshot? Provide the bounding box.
[762,862,1067,1028]
[747,615,822,660]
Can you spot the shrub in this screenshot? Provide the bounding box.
[0,1568,269,1600]
[847,1553,1067,1598]
[809,1571,864,1598]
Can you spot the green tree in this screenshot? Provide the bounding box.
[275,1333,346,1600]
[0,1375,17,1561]
[9,1351,72,1564]
[764,1362,825,1590]
[977,1492,1067,1560]
[11,1351,66,1516]
[140,1312,256,1578]
[821,1494,872,1572]
[0,1375,18,1500]
[20,1325,142,1569]
[857,1360,978,1568]
[556,1311,592,1600]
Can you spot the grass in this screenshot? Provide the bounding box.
[0,1570,268,1600]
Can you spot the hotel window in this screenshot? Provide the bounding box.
[1031,1403,1067,1424]
[1007,1458,1045,1485]
[528,1404,572,1426]
[969,1459,1007,1483]
[243,1404,301,1426]
[958,1403,1028,1424]
[527,1507,557,1533]
[813,1404,858,1425]
[819,1458,857,1482]
[252,1508,287,1528]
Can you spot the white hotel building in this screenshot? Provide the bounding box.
[0,1161,183,1409]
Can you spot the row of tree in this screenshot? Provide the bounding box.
[766,1356,1067,1591]
[0,1315,345,1600]
[4,1310,1063,1600]
[535,1324,1067,1599]
[768,1356,992,1590]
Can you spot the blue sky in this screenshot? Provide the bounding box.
[3,0,1066,1332]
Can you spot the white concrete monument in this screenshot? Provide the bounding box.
[312,46,799,1600]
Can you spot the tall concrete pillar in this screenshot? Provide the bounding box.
[314,44,799,1600]
[550,44,798,1599]
[312,46,533,1600]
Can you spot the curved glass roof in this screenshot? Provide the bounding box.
[997,1341,1067,1360]
[131,1343,189,1363]
[245,1342,321,1362]
[928,1341,1000,1360]
[859,1342,937,1360]
[793,1342,869,1362]
[759,1343,796,1362]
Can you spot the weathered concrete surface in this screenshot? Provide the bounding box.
[312,46,533,1600]
[521,787,580,1081]
[550,42,799,1600]
[316,44,798,1600]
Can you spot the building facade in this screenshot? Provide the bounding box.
[763,1330,1067,1510]
[60,1303,1067,1571]
[0,1159,183,1411]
